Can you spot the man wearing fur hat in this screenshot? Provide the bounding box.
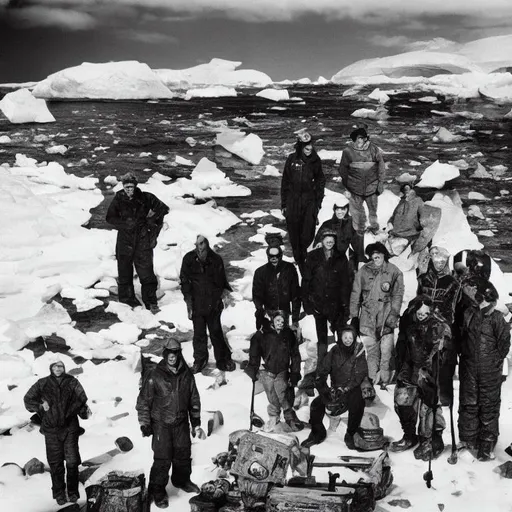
[136,338,205,508]
[302,325,367,449]
[281,132,326,273]
[314,195,364,275]
[245,310,304,432]
[106,172,169,313]
[24,360,90,506]
[350,242,404,386]
[180,235,235,374]
[302,229,351,370]
[252,244,300,331]
[339,127,386,236]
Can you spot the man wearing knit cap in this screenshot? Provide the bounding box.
[24,360,90,506]
[339,127,386,236]
[106,172,169,313]
[180,235,235,374]
[137,338,205,508]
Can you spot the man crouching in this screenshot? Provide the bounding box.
[136,339,206,508]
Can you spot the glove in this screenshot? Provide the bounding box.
[350,317,360,334]
[186,301,193,320]
[289,372,301,388]
[78,405,92,420]
[192,426,207,440]
[385,313,399,330]
[141,424,153,437]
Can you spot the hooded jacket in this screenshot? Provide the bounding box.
[314,213,360,259]
[252,258,300,322]
[106,187,170,255]
[350,260,404,337]
[180,245,232,316]
[24,365,88,435]
[281,149,325,215]
[302,247,351,319]
[338,141,386,197]
[389,194,425,239]
[136,355,201,428]
[246,324,301,381]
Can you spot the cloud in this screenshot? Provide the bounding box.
[6,6,97,30]
[117,29,178,45]
[369,35,414,48]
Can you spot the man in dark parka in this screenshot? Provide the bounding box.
[106,172,169,312]
[136,338,205,508]
[281,132,326,272]
[24,360,89,505]
[180,235,235,374]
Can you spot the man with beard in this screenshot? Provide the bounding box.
[314,195,364,276]
[457,280,510,461]
[252,245,300,331]
[281,132,326,273]
[180,235,235,374]
[137,338,206,508]
[350,242,404,386]
[106,172,169,313]
[302,326,367,449]
[391,296,450,460]
[339,127,386,236]
[302,230,351,371]
[416,246,461,406]
[24,360,90,506]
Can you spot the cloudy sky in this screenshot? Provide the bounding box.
[1,0,512,82]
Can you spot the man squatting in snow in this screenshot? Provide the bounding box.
[24,360,90,506]
[137,338,206,509]
[106,172,169,313]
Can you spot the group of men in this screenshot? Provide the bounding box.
[22,128,511,509]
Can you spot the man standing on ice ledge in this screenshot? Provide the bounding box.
[180,235,236,373]
[106,172,169,313]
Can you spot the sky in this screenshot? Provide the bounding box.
[1,1,512,82]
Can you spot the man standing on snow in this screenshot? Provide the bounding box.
[339,127,386,236]
[24,360,90,506]
[281,132,326,273]
[180,235,235,374]
[106,172,169,313]
[136,338,206,508]
[252,244,301,331]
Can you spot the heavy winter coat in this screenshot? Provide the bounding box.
[106,187,169,256]
[252,260,300,322]
[350,261,404,337]
[180,248,232,316]
[417,260,460,325]
[317,342,368,392]
[246,326,301,382]
[24,374,88,435]
[339,141,386,197]
[136,356,201,428]
[302,248,351,319]
[314,214,362,262]
[281,151,325,215]
[389,195,424,239]
[395,313,451,385]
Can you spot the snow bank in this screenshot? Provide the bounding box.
[256,88,290,101]
[416,161,460,189]
[215,128,265,165]
[33,61,174,100]
[185,86,237,100]
[155,58,272,88]
[0,89,55,124]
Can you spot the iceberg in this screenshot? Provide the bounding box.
[185,86,237,100]
[215,128,265,165]
[416,161,460,189]
[0,89,55,124]
[256,89,290,101]
[155,58,272,88]
[33,61,174,100]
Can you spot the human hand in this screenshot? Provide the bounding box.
[193,426,207,440]
[41,400,50,412]
[147,209,155,218]
[186,302,193,320]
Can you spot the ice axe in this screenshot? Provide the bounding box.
[250,380,265,430]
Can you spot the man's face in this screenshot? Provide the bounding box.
[51,363,65,377]
[196,236,208,254]
[303,144,313,157]
[371,252,385,267]
[123,183,136,198]
[334,207,348,220]
[273,315,285,331]
[354,135,367,149]
[268,249,280,267]
[166,351,179,367]
[432,255,447,273]
[341,331,354,347]
[416,304,431,322]
[322,236,336,251]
